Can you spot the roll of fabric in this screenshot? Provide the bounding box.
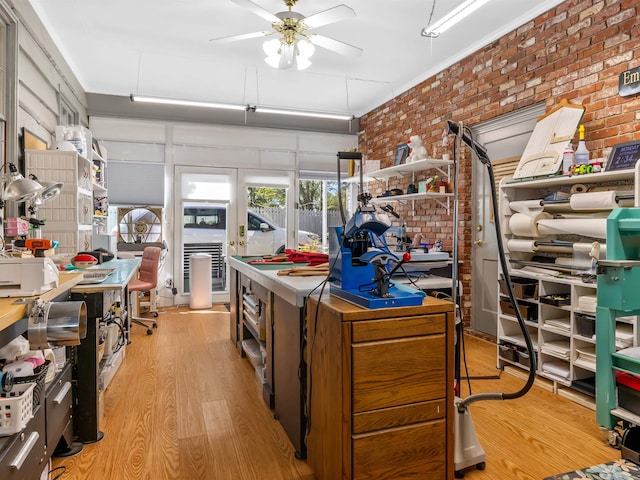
[537,218,607,239]
[508,212,550,237]
[570,190,618,210]
[509,199,543,214]
[506,239,537,253]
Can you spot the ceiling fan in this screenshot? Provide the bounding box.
[211,0,362,70]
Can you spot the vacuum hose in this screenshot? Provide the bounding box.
[454,125,537,412]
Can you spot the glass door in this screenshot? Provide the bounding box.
[236,170,296,256]
[175,165,237,305]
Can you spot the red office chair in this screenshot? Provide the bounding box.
[128,246,161,335]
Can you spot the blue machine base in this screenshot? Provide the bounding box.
[329,285,424,309]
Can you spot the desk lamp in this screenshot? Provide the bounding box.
[27,174,64,238]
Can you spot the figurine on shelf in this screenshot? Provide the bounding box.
[407,135,427,163]
[441,128,451,161]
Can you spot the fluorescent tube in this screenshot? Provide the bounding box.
[421,0,491,38]
[130,95,247,111]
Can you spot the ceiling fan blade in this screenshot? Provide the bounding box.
[304,4,356,29]
[231,0,279,23]
[311,34,362,58]
[210,31,270,44]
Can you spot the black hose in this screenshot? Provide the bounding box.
[456,125,537,411]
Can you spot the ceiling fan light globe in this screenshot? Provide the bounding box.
[297,39,314,59]
[263,38,281,56]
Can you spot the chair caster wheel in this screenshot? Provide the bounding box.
[146,329,153,335]
[455,471,465,479]
[153,312,158,318]
[152,323,158,328]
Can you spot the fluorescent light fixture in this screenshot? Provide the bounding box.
[130,94,247,111]
[253,106,353,121]
[421,0,491,38]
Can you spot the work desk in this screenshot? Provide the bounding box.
[228,256,324,307]
[69,258,139,443]
[0,271,83,480]
[0,272,83,332]
[228,256,325,459]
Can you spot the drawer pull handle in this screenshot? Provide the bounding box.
[53,382,72,405]
[9,431,39,470]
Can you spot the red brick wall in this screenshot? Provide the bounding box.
[358,0,640,329]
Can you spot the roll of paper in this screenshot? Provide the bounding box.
[507,239,537,253]
[508,212,550,237]
[570,183,588,194]
[2,360,34,378]
[509,200,543,214]
[570,191,618,210]
[573,242,606,258]
[537,218,607,239]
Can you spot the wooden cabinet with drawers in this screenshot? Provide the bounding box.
[306,294,455,480]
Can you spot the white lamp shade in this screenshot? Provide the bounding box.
[4,175,43,203]
[263,38,314,71]
[33,181,64,205]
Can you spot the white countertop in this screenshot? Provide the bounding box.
[229,256,326,307]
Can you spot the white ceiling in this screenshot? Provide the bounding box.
[29,0,564,119]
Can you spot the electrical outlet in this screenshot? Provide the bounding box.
[171,287,178,295]
[165,278,173,288]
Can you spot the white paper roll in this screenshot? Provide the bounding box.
[573,242,606,258]
[537,218,607,239]
[555,256,594,267]
[507,239,537,253]
[509,200,543,214]
[570,191,618,210]
[570,183,588,194]
[508,212,550,237]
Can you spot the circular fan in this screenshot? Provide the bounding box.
[118,207,163,243]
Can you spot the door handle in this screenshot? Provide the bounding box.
[239,241,245,246]
[474,239,483,246]
[228,241,235,246]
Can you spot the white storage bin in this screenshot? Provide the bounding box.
[0,382,35,436]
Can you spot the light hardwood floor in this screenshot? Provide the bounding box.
[52,306,620,479]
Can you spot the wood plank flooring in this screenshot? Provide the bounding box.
[52,306,620,479]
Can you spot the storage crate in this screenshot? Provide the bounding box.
[575,313,596,338]
[498,343,518,362]
[617,372,640,417]
[540,294,571,306]
[0,382,35,436]
[4,217,28,236]
[500,298,538,322]
[517,349,531,368]
[498,277,538,299]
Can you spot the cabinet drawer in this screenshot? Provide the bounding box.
[353,419,446,479]
[353,398,445,434]
[352,334,446,412]
[0,405,46,480]
[352,314,446,343]
[45,363,73,449]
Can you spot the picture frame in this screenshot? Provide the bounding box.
[21,127,48,152]
[394,143,409,166]
[604,139,640,172]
